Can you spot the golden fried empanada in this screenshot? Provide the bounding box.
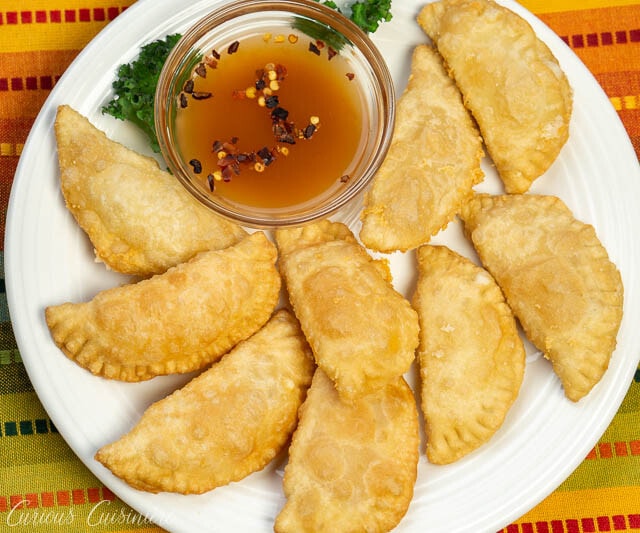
[55,105,247,276]
[276,220,419,401]
[95,309,315,494]
[460,194,623,401]
[418,0,572,193]
[360,45,484,253]
[412,245,525,464]
[274,369,419,533]
[45,232,280,381]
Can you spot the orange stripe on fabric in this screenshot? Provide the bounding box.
[536,6,640,75]
[0,49,80,119]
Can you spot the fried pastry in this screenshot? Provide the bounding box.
[418,0,572,193]
[274,369,419,533]
[95,309,315,494]
[55,105,247,277]
[276,220,419,402]
[460,194,624,401]
[360,44,484,253]
[45,232,280,381]
[412,245,525,464]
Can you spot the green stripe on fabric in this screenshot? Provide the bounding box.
[555,411,640,492]
[0,321,18,351]
[0,352,32,395]
[1,461,165,532]
[0,392,69,468]
[617,364,640,414]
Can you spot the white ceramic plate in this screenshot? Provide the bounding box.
[6,0,640,531]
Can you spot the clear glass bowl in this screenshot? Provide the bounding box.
[155,0,395,228]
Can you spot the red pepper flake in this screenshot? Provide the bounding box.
[205,56,218,69]
[315,40,326,49]
[271,107,289,121]
[308,42,321,55]
[189,159,203,174]
[192,91,213,100]
[327,47,337,60]
[195,62,207,78]
[211,49,221,60]
[183,79,194,93]
[275,64,287,79]
[346,72,355,81]
[189,59,322,186]
[340,175,350,183]
[179,93,188,108]
[228,40,240,54]
[303,124,316,139]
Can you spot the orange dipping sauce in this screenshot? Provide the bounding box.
[174,32,364,209]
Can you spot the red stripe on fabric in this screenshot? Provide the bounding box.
[0,76,57,92]
[25,493,38,508]
[9,495,23,510]
[0,7,130,24]
[557,29,640,51]
[599,443,613,458]
[551,520,563,533]
[629,514,640,528]
[614,441,628,456]
[612,515,627,530]
[0,488,112,512]
[536,522,549,533]
[56,491,70,506]
[41,492,54,507]
[630,440,640,455]
[586,446,598,459]
[87,487,101,503]
[72,489,85,505]
[522,523,535,533]
[566,519,580,533]
[102,486,116,501]
[598,516,612,531]
[582,518,596,532]
[507,525,519,533]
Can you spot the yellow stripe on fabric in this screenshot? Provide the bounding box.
[519,0,640,15]
[0,2,133,53]
[511,486,640,527]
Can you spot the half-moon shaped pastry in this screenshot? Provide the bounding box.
[95,309,315,494]
[55,105,247,277]
[45,232,281,381]
[276,220,419,402]
[274,369,419,533]
[460,194,623,401]
[418,0,572,193]
[412,245,525,464]
[360,44,484,253]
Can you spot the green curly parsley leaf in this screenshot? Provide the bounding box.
[102,33,182,153]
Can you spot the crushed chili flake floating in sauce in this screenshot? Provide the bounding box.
[174,32,363,209]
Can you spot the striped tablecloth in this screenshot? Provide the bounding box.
[1,1,639,532]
